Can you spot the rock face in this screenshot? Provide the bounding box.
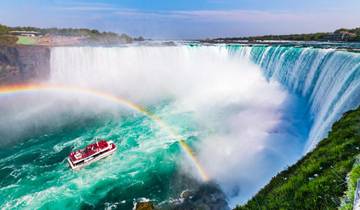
[0,45,50,85]
[174,183,230,210]
[158,182,230,210]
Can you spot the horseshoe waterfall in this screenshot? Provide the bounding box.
[0,45,359,209]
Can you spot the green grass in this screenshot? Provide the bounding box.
[236,106,360,210]
[339,156,360,210]
[16,36,37,45]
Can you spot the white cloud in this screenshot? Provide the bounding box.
[1,1,359,38]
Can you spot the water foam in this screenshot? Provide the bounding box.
[229,45,360,151]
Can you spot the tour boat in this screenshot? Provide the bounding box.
[68,139,117,170]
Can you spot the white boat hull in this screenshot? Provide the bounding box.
[68,144,117,170]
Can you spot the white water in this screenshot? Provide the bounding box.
[49,46,310,206]
[229,45,360,151]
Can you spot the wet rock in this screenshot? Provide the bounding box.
[134,201,155,210]
[158,182,230,210]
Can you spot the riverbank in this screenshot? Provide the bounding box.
[0,24,142,47]
[200,27,360,44]
[235,106,360,210]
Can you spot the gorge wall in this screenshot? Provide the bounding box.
[0,45,50,85]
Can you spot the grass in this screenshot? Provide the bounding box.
[339,155,360,210]
[16,36,37,45]
[235,106,360,210]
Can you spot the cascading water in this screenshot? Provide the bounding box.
[0,45,359,209]
[228,45,360,151]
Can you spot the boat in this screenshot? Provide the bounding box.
[67,139,117,170]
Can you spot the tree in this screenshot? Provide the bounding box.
[0,24,9,34]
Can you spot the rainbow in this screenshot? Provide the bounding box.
[0,83,209,181]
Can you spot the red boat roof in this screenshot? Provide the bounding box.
[69,140,110,162]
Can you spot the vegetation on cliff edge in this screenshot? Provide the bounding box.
[0,24,17,45]
[0,23,137,45]
[210,27,360,42]
[236,106,360,210]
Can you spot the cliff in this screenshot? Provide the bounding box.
[0,45,50,85]
[235,106,360,210]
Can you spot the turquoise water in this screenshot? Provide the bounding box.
[0,98,201,209]
[227,45,360,150]
[2,44,360,209]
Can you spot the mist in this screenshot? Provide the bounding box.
[0,45,310,206]
[49,45,311,205]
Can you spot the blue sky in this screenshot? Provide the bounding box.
[0,0,359,39]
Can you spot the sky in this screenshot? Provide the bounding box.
[0,0,359,39]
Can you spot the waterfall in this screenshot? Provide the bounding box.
[229,45,360,151]
[47,45,360,205]
[2,44,359,209]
